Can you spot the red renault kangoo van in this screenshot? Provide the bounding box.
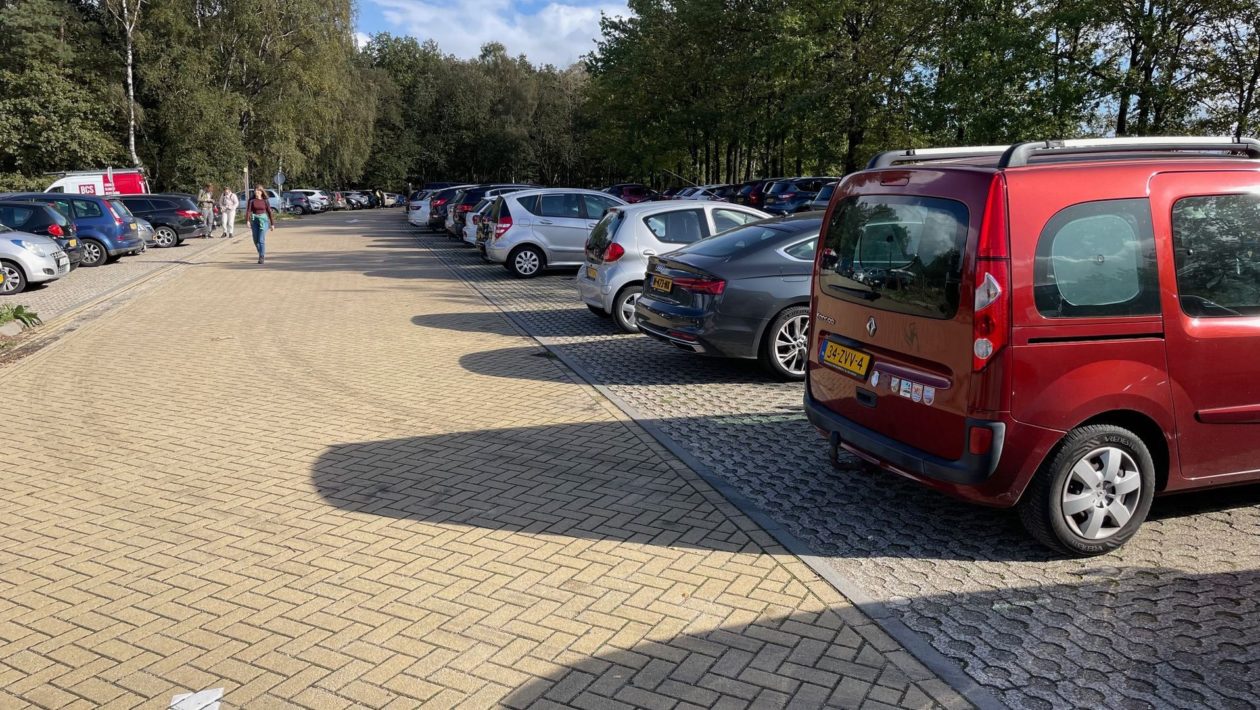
[806,137,1260,556]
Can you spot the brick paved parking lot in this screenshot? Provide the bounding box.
[418,218,1260,710]
[10,235,231,324]
[0,212,970,709]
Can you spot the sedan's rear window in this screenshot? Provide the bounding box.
[819,195,969,319]
[585,210,624,256]
[681,224,794,257]
[767,181,794,195]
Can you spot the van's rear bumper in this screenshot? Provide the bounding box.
[804,389,1009,496]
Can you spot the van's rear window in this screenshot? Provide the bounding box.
[818,195,969,319]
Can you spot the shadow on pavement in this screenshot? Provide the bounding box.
[496,568,1260,710]
[413,311,625,339]
[459,344,782,386]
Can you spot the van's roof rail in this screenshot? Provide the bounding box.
[866,146,1011,169]
[999,136,1260,167]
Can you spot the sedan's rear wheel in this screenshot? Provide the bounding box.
[1019,424,1155,556]
[612,285,642,333]
[761,306,810,381]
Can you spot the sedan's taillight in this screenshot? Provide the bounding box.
[176,209,201,219]
[673,276,726,295]
[47,223,64,237]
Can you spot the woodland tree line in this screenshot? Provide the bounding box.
[1,0,1258,193]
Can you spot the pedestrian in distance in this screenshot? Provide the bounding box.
[245,184,275,264]
[197,184,216,237]
[220,188,239,238]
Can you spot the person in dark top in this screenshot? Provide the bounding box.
[245,184,275,264]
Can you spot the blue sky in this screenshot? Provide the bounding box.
[355,0,629,67]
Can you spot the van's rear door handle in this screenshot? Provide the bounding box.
[856,389,877,408]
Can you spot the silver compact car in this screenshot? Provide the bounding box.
[483,189,627,278]
[0,228,69,295]
[577,201,769,332]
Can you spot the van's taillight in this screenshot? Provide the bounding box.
[494,216,512,239]
[602,243,625,262]
[47,224,63,237]
[973,174,1010,372]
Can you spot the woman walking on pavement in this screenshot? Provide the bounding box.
[220,188,239,238]
[245,184,275,264]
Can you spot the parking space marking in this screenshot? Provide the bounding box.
[169,688,223,710]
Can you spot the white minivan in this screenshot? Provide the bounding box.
[577,202,768,331]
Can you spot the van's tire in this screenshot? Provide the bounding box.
[1018,424,1155,557]
[612,284,642,333]
[760,306,811,381]
[79,240,107,267]
[506,245,544,278]
[0,260,27,295]
[587,304,611,317]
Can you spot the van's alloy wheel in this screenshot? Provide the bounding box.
[613,285,642,333]
[80,240,106,267]
[0,261,26,294]
[761,306,810,380]
[154,226,178,248]
[507,246,543,278]
[1019,424,1155,557]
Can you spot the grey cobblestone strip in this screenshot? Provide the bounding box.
[416,229,1260,710]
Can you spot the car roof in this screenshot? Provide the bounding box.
[612,200,763,217]
[506,188,620,200]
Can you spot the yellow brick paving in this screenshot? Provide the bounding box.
[0,212,966,709]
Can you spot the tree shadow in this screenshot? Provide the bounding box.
[497,569,1260,710]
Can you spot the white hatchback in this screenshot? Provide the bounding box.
[577,202,769,332]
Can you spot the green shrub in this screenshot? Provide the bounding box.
[0,304,42,328]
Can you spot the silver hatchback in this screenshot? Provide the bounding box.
[577,201,769,332]
[484,189,627,278]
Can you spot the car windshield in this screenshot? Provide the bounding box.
[108,199,133,217]
[768,181,794,195]
[680,223,811,258]
[816,184,837,201]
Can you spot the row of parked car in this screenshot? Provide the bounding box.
[0,191,217,294]
[409,137,1260,558]
[279,189,406,214]
[601,177,840,215]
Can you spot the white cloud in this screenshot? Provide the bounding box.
[369,0,628,67]
[354,31,371,49]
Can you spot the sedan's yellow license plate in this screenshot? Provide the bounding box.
[585,265,597,280]
[68,239,77,247]
[822,341,872,378]
[651,275,673,292]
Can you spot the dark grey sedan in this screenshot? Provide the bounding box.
[635,213,821,380]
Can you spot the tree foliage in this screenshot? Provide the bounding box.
[0,0,1258,192]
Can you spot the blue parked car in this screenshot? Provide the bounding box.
[0,193,144,267]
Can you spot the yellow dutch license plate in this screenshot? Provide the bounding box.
[68,239,77,247]
[651,275,673,292]
[822,341,872,378]
[586,265,597,280]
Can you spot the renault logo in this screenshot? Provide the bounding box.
[866,317,877,337]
